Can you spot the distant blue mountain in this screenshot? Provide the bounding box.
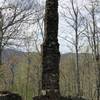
[2,48,25,63]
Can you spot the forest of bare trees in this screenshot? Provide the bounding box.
[0,0,99,100]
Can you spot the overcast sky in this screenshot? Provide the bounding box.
[58,0,88,53]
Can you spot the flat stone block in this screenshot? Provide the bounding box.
[33,95,87,100]
[0,91,22,100]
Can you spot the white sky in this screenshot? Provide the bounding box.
[58,0,88,53]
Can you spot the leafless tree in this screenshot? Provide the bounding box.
[60,0,86,96]
[84,0,100,100]
[0,0,43,65]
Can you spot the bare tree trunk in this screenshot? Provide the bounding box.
[92,7,100,100]
[0,48,2,65]
[74,2,80,96]
[96,55,100,100]
[0,10,3,65]
[25,56,30,100]
[75,24,80,96]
